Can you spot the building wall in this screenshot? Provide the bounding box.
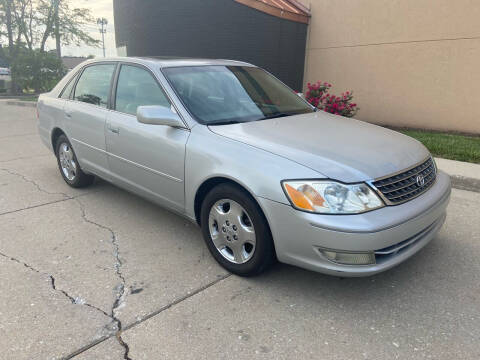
[113,0,308,91]
[303,0,480,134]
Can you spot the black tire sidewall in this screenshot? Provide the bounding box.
[200,183,275,276]
[55,135,92,187]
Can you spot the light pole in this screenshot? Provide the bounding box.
[97,18,108,57]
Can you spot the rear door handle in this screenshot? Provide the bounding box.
[107,123,120,134]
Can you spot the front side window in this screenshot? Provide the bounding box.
[163,66,313,125]
[74,64,116,107]
[115,64,170,116]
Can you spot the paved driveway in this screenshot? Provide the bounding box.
[0,102,479,360]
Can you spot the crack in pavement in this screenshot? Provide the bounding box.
[64,273,232,359]
[0,251,111,322]
[0,197,75,216]
[75,198,132,360]
[0,167,130,358]
[0,167,105,216]
[0,167,72,199]
[124,273,232,332]
[0,244,130,359]
[0,154,51,163]
[0,191,105,217]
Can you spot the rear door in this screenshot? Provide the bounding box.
[64,63,117,179]
[105,63,189,212]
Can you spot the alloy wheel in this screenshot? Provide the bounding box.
[208,199,256,264]
[58,142,77,181]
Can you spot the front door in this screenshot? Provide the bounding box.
[105,64,189,212]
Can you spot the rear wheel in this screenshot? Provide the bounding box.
[55,134,94,188]
[200,183,275,276]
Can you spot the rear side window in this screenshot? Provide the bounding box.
[60,72,80,99]
[74,64,116,107]
[115,64,170,116]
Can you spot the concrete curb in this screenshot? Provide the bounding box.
[5,100,37,108]
[435,157,480,192]
[450,175,480,193]
[435,157,480,178]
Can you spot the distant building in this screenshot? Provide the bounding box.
[113,0,480,134]
[62,56,88,71]
[113,0,310,91]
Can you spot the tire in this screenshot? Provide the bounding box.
[200,183,276,276]
[55,134,94,188]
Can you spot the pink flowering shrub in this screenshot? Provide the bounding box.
[305,81,358,117]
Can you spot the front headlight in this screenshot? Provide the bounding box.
[282,180,384,214]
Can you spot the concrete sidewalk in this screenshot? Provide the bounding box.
[435,157,480,192]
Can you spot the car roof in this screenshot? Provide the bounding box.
[83,56,255,68]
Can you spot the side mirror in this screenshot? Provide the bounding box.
[137,105,185,128]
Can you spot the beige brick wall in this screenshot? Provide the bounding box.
[302,0,480,134]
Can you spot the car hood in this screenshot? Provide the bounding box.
[208,112,430,182]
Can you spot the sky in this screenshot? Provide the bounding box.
[45,0,117,58]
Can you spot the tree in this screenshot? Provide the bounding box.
[1,1,15,50]
[12,0,38,51]
[55,1,99,54]
[11,0,99,54]
[0,0,100,93]
[0,0,23,93]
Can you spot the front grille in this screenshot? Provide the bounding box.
[372,157,436,205]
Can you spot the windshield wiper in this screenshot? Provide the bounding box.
[208,112,294,126]
[259,113,292,120]
[208,120,242,126]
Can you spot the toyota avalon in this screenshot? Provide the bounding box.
[37,57,451,276]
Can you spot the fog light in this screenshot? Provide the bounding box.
[319,249,376,265]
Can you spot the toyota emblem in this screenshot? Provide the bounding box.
[416,174,425,187]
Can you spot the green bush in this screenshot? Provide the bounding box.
[11,49,66,93]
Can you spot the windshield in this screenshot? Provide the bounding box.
[162,66,314,125]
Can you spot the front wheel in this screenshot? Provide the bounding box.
[200,183,275,276]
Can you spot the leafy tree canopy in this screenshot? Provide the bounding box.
[0,0,100,93]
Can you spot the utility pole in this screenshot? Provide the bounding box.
[54,0,61,58]
[97,18,108,57]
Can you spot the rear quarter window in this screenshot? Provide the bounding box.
[59,73,79,99]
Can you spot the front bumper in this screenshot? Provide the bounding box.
[258,170,451,277]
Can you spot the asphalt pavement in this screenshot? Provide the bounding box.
[0,101,479,360]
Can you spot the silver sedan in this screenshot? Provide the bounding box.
[37,57,451,276]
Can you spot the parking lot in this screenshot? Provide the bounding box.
[0,101,479,360]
